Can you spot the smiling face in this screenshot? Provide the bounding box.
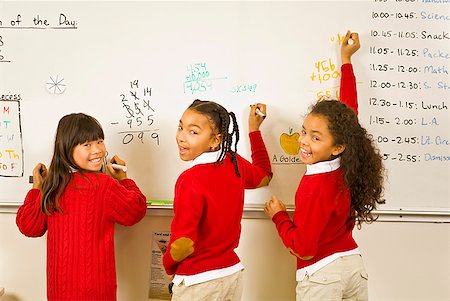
[176,109,221,161]
[298,113,345,165]
[72,139,107,171]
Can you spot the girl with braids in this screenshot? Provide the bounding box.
[163,99,272,300]
[265,31,384,300]
[16,113,147,300]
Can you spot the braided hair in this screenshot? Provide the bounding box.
[188,99,241,176]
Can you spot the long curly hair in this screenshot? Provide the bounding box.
[188,99,241,176]
[309,99,385,226]
[41,113,105,214]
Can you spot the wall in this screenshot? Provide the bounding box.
[1,210,449,301]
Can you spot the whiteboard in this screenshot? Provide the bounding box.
[0,1,449,213]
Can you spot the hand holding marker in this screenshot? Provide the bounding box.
[255,107,266,118]
[107,155,128,182]
[111,163,127,172]
[250,104,266,118]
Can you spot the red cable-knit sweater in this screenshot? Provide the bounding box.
[271,63,359,270]
[163,131,272,277]
[16,172,147,301]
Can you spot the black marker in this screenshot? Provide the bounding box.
[29,165,45,183]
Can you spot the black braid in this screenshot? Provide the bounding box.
[217,108,229,163]
[228,111,240,177]
[188,99,241,177]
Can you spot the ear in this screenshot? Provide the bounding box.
[332,144,346,156]
[210,133,222,151]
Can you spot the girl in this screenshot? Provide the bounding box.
[264,31,385,300]
[16,113,147,301]
[163,100,272,301]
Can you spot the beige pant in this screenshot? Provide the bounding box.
[171,270,243,301]
[296,254,368,301]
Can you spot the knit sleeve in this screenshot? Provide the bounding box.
[271,177,338,260]
[16,189,47,237]
[106,178,147,226]
[340,63,358,115]
[241,131,272,188]
[163,174,202,275]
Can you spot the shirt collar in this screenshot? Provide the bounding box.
[305,157,341,175]
[190,150,221,168]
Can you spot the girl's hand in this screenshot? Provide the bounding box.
[249,103,267,132]
[32,163,47,189]
[107,154,127,181]
[341,30,360,64]
[264,195,286,219]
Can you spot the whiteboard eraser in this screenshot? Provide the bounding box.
[111,163,127,172]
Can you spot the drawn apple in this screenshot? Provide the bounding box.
[280,128,300,155]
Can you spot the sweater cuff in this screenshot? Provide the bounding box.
[272,210,290,224]
[119,178,137,187]
[249,130,262,139]
[26,188,42,201]
[341,63,353,73]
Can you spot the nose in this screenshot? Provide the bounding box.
[176,130,185,143]
[91,143,103,154]
[298,135,307,146]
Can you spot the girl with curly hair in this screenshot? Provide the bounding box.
[264,31,385,301]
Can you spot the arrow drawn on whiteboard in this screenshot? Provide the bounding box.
[46,75,66,94]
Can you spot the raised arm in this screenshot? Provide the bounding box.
[340,31,360,115]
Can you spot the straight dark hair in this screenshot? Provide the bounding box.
[41,113,104,214]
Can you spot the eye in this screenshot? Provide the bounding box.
[301,130,306,136]
[177,125,182,130]
[189,130,197,135]
[97,140,104,144]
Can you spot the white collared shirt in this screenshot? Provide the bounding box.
[296,248,361,281]
[173,262,245,287]
[305,157,341,176]
[190,150,220,168]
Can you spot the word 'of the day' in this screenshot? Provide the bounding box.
[0,13,77,28]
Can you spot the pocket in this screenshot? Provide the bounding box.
[360,271,369,280]
[309,273,342,285]
[299,273,342,300]
[357,271,369,301]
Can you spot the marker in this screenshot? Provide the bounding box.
[111,163,127,172]
[255,107,266,118]
[29,165,45,183]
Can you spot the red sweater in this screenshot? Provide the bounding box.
[271,63,358,270]
[16,172,147,301]
[163,131,272,276]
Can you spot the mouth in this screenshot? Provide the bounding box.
[89,157,103,164]
[300,148,312,158]
[178,146,188,155]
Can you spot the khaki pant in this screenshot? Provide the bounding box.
[296,254,368,301]
[171,270,243,301]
